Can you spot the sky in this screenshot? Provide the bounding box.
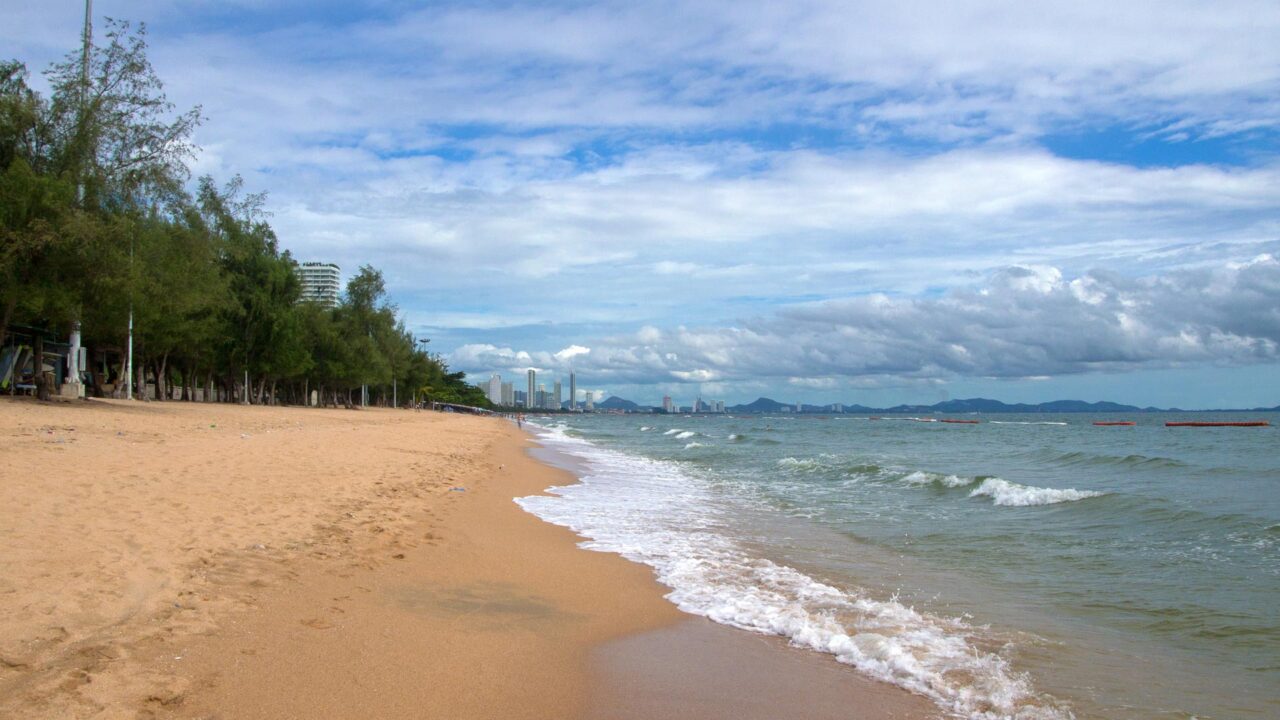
[6,0,1280,408]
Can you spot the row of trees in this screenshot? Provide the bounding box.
[1,21,488,408]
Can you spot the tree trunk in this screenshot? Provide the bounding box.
[0,294,16,354]
[33,335,50,401]
[135,357,146,401]
[155,353,169,401]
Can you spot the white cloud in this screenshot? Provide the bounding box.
[450,257,1280,387]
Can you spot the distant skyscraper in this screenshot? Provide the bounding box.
[298,262,340,307]
[585,392,595,412]
[662,395,674,413]
[526,369,535,409]
[537,383,547,409]
[501,382,514,406]
[715,400,725,413]
[553,380,562,409]
[487,374,502,405]
[569,372,577,410]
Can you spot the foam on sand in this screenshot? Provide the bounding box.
[521,424,1072,720]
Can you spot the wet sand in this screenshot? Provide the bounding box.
[0,397,933,719]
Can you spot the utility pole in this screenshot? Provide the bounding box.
[125,241,133,399]
[62,0,93,401]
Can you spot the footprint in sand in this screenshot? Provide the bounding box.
[300,618,334,630]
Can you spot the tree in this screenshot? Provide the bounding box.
[44,19,200,212]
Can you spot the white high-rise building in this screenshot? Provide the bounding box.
[298,262,341,307]
[487,374,502,405]
[662,395,674,413]
[553,380,562,409]
[526,369,536,409]
[501,382,514,406]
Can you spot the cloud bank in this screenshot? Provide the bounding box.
[450,255,1280,390]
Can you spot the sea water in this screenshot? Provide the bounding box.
[516,413,1279,719]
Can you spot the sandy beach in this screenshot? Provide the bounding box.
[1,398,932,719]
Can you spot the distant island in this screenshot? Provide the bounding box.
[580,396,1280,414]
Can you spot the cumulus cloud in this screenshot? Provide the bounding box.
[449,257,1280,387]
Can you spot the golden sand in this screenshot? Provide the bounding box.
[0,398,931,719]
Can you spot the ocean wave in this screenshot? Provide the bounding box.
[663,428,683,436]
[728,433,744,441]
[684,442,707,449]
[969,478,1106,507]
[640,426,652,431]
[777,456,894,481]
[675,430,697,440]
[520,427,1071,720]
[902,471,976,488]
[1034,450,1188,470]
[778,456,824,471]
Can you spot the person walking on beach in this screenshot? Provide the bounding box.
[517,413,525,429]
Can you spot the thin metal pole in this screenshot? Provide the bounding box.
[125,307,133,399]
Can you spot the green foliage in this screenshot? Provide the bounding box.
[0,20,485,408]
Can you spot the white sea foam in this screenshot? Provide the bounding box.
[675,430,697,439]
[778,456,823,471]
[663,428,683,436]
[903,471,974,488]
[640,426,653,431]
[684,442,706,449]
[520,424,1071,720]
[969,478,1105,506]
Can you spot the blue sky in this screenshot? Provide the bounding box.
[7,0,1280,408]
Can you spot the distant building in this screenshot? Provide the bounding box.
[514,389,526,406]
[832,403,844,413]
[553,380,562,409]
[487,374,502,405]
[569,372,577,410]
[526,369,535,409]
[584,393,594,412]
[501,382,514,406]
[715,400,725,413]
[662,395,674,413]
[298,262,341,307]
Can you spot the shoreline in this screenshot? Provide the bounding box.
[1,398,933,719]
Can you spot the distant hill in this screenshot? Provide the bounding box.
[597,395,642,411]
[729,397,791,413]
[726,396,1167,414]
